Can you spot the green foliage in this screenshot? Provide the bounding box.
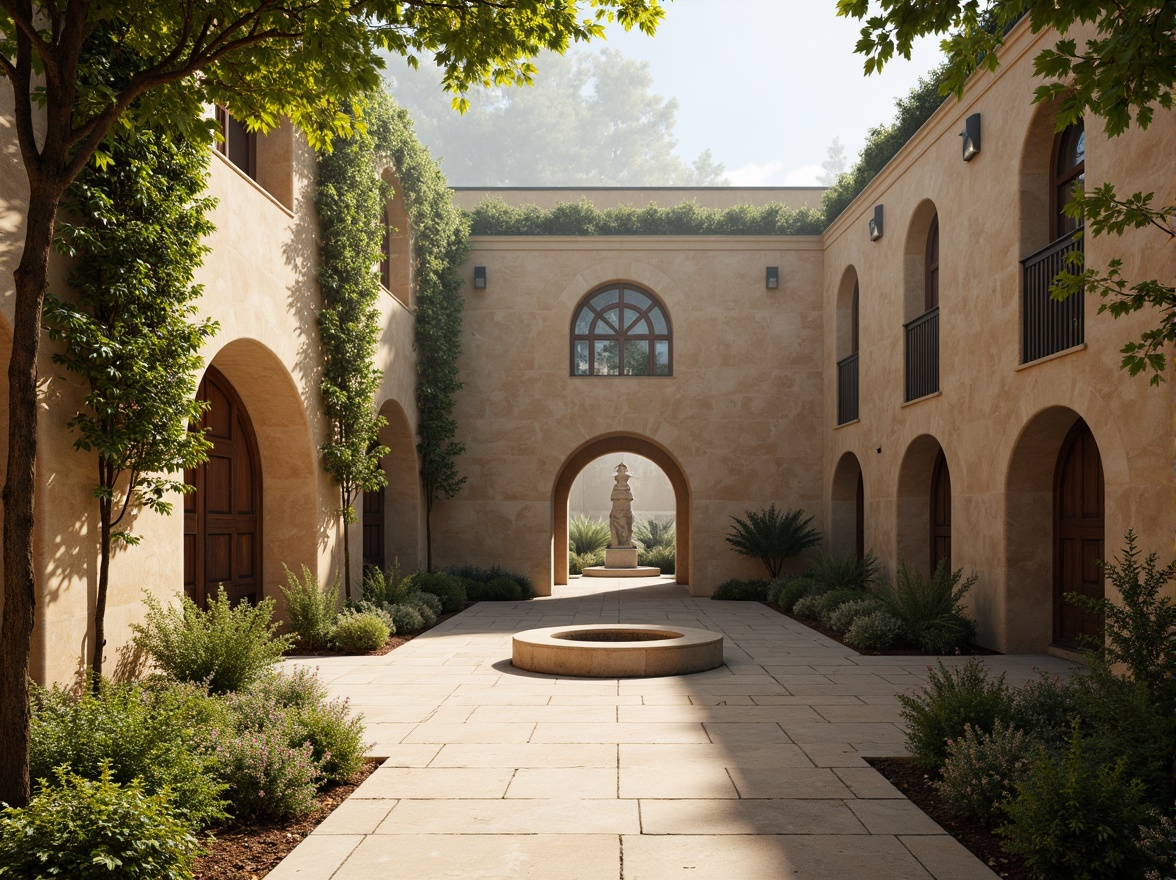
[330,609,391,653]
[1007,673,1083,749]
[1067,530,1176,698]
[464,577,525,602]
[874,560,978,653]
[844,610,907,650]
[345,599,398,635]
[935,720,1034,827]
[448,563,534,595]
[29,678,227,829]
[725,504,821,579]
[638,543,676,574]
[826,598,885,633]
[710,579,771,601]
[386,602,426,634]
[999,724,1174,880]
[315,96,390,598]
[407,572,467,612]
[816,589,872,628]
[0,762,200,880]
[634,517,675,551]
[281,564,340,651]
[411,590,443,617]
[791,593,824,620]
[568,553,586,576]
[212,725,319,820]
[898,659,1012,772]
[569,514,611,555]
[809,550,880,591]
[45,124,218,681]
[470,197,824,236]
[130,591,293,694]
[363,560,413,607]
[364,92,473,570]
[775,577,822,613]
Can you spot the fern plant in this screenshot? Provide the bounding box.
[875,559,978,653]
[725,504,820,579]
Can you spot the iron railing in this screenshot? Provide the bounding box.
[904,306,939,402]
[1022,231,1084,363]
[837,353,859,424]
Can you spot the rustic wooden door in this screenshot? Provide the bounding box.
[184,367,261,607]
[930,449,951,571]
[362,485,385,572]
[1054,420,1104,646]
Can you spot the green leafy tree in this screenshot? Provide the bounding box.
[836,1,1175,382]
[725,504,821,579]
[0,0,665,809]
[43,127,217,692]
[386,49,726,186]
[315,99,391,601]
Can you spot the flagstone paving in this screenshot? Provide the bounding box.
[270,578,1073,879]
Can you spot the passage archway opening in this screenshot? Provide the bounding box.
[829,452,865,559]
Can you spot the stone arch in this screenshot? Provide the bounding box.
[835,265,859,362]
[368,397,423,572]
[1017,94,1070,259]
[902,199,939,322]
[552,433,691,589]
[379,165,414,307]
[829,452,864,558]
[197,338,318,603]
[895,433,948,578]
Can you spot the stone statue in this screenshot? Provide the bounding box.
[608,463,635,548]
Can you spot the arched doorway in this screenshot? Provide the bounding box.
[931,449,952,571]
[184,365,261,606]
[552,433,691,589]
[362,398,422,575]
[829,452,864,558]
[1054,419,1104,647]
[362,484,385,571]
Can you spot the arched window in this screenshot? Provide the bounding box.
[851,279,860,354]
[379,202,392,290]
[1053,121,1085,239]
[924,213,939,312]
[571,285,672,376]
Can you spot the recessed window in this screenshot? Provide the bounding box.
[924,213,939,312]
[380,202,392,290]
[1053,121,1085,239]
[215,105,257,180]
[571,285,672,377]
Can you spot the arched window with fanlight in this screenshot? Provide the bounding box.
[571,285,672,376]
[1053,120,1085,239]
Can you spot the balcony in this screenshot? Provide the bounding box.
[904,306,939,402]
[837,353,859,424]
[1022,232,1084,363]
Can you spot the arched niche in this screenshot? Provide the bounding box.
[902,199,939,322]
[829,451,864,558]
[379,166,414,308]
[895,433,949,578]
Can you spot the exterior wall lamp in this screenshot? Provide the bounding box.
[473,266,487,289]
[869,205,883,241]
[766,266,779,289]
[960,113,981,161]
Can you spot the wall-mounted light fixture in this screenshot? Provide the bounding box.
[766,266,779,290]
[473,266,487,289]
[869,205,884,241]
[960,113,981,161]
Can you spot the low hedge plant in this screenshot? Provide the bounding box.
[710,579,770,601]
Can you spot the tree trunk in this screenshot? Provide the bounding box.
[91,470,112,692]
[0,182,61,808]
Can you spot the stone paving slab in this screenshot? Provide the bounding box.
[273,577,1073,879]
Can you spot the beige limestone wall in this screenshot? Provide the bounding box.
[433,235,826,595]
[451,186,825,213]
[820,18,1176,652]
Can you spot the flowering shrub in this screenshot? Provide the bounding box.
[935,720,1033,825]
[826,598,884,633]
[213,721,319,820]
[330,609,390,652]
[791,593,825,619]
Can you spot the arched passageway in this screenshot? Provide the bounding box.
[552,434,691,588]
[363,399,422,573]
[829,452,864,558]
[895,434,949,578]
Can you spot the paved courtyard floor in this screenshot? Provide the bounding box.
[271,578,1073,879]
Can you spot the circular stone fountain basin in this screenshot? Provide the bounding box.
[512,624,724,678]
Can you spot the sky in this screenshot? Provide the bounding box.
[583,1,946,186]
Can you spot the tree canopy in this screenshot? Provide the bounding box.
[384,49,727,186]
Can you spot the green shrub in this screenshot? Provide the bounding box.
[344,599,397,635]
[776,576,822,612]
[290,698,367,784]
[725,504,821,579]
[29,677,227,829]
[386,602,425,634]
[409,593,439,627]
[639,543,676,573]
[898,659,1012,772]
[568,552,586,575]
[280,563,339,650]
[213,723,319,820]
[447,563,534,598]
[569,514,610,555]
[0,762,200,880]
[249,666,328,710]
[815,588,867,625]
[330,609,390,652]
[363,560,412,607]
[1007,672,1082,750]
[791,593,825,619]
[130,590,293,694]
[826,597,885,633]
[408,572,466,611]
[935,720,1033,826]
[999,724,1175,880]
[465,576,523,601]
[634,517,675,551]
[844,610,907,650]
[710,579,770,601]
[875,560,978,653]
[809,550,880,591]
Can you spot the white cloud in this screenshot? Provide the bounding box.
[725,161,785,186]
[783,164,825,186]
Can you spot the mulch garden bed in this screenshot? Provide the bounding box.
[868,756,1030,880]
[759,601,1001,657]
[194,758,381,880]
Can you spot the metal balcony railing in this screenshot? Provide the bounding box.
[837,353,859,424]
[1022,231,1084,363]
[904,306,939,402]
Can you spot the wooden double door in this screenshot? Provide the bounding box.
[1054,420,1104,647]
[184,367,261,607]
